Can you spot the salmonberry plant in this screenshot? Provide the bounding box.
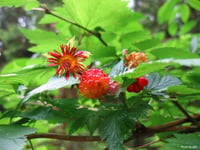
[0,0,200,150]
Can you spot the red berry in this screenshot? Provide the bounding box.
[137,76,148,87]
[127,82,143,93]
[127,84,134,92]
[79,68,110,99]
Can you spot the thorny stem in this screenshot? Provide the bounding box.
[35,5,108,47]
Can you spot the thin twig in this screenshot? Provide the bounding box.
[34,5,108,46]
[124,113,200,143]
[134,135,173,149]
[27,133,101,142]
[28,139,35,150]
[172,101,200,127]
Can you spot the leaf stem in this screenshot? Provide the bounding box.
[28,139,35,150]
[39,5,108,47]
[119,92,129,109]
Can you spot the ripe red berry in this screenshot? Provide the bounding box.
[137,76,148,87]
[127,82,143,93]
[127,83,135,92]
[127,76,148,93]
[79,68,110,99]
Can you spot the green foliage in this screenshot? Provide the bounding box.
[0,0,31,7]
[150,47,199,59]
[99,110,127,150]
[179,4,190,23]
[168,23,178,36]
[51,0,131,31]
[0,0,200,150]
[165,133,200,150]
[157,0,180,24]
[23,76,79,103]
[146,73,182,96]
[187,0,200,11]
[20,28,67,53]
[180,20,197,35]
[0,125,35,150]
[109,60,126,78]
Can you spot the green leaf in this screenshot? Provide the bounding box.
[92,46,117,60]
[166,133,200,150]
[45,98,77,114]
[0,74,27,85]
[53,0,132,32]
[18,107,69,122]
[24,0,40,11]
[168,6,179,24]
[0,125,35,150]
[157,0,180,24]
[0,0,27,7]
[1,58,46,74]
[150,47,199,59]
[188,0,200,11]
[99,110,130,150]
[120,31,151,48]
[128,98,153,118]
[182,68,200,88]
[109,60,126,78]
[168,22,178,36]
[87,112,101,136]
[146,73,182,95]
[133,38,160,50]
[168,85,200,95]
[23,76,79,103]
[0,0,39,9]
[179,4,190,23]
[180,20,197,35]
[68,108,91,136]
[19,28,67,53]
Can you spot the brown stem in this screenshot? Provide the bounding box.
[27,133,101,142]
[27,114,200,143]
[124,113,200,143]
[172,101,200,127]
[34,5,108,47]
[134,135,173,149]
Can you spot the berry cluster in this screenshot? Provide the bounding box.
[127,76,148,93]
[79,69,110,99]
